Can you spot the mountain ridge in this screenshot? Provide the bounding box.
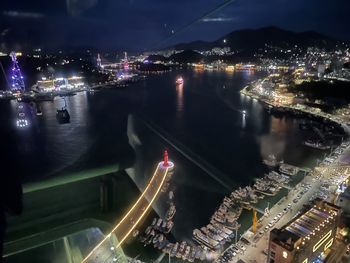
[169,26,346,52]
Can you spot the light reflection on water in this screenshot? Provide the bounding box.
[0,69,331,262]
[175,83,184,119]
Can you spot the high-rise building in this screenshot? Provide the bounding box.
[267,198,340,263]
[96,53,102,68]
[336,186,350,215]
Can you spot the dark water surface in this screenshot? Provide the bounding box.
[1,69,326,260]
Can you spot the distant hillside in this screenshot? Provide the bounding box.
[171,26,345,52]
[169,49,203,63]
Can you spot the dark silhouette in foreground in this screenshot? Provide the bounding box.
[0,172,22,263]
[0,136,23,262]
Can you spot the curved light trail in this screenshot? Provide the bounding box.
[82,161,173,263]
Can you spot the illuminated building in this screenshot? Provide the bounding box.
[66,76,85,89]
[193,63,204,70]
[36,79,54,91]
[97,53,102,68]
[336,186,350,215]
[35,76,85,92]
[267,199,340,263]
[123,52,129,70]
[274,92,295,105]
[225,65,235,72]
[235,63,256,71]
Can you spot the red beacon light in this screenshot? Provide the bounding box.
[163,150,169,167]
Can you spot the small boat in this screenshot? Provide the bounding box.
[56,108,70,123]
[166,204,176,221]
[36,103,43,116]
[176,77,184,85]
[304,140,330,150]
[263,154,279,168]
[56,98,70,124]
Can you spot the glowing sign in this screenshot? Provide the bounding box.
[324,238,334,251]
[313,230,332,252]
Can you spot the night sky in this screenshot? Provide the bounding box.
[0,0,349,51]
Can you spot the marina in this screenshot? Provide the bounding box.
[140,193,206,262]
[190,163,303,252]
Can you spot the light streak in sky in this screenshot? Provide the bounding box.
[153,0,236,48]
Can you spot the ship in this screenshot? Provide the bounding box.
[156,218,162,228]
[56,108,70,124]
[169,190,174,200]
[166,204,176,220]
[266,171,289,184]
[176,77,184,85]
[304,140,330,150]
[193,229,219,250]
[151,218,157,226]
[152,234,160,245]
[263,154,279,167]
[170,242,179,257]
[163,243,173,254]
[182,245,191,261]
[279,163,299,176]
[36,102,43,116]
[176,241,186,258]
[253,177,280,196]
[164,221,174,233]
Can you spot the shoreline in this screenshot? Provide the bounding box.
[240,84,350,134]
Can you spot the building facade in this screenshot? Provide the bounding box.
[267,199,340,263]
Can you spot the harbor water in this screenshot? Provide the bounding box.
[0,69,329,261]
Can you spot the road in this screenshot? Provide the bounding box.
[218,141,350,263]
[82,161,173,263]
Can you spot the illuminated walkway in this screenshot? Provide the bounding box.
[82,151,174,263]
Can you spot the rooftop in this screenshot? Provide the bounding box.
[271,199,340,250]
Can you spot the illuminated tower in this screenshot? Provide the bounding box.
[123,52,129,70]
[159,150,174,193]
[252,208,257,234]
[10,52,25,92]
[163,150,169,166]
[97,53,102,68]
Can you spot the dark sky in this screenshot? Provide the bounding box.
[0,0,349,51]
